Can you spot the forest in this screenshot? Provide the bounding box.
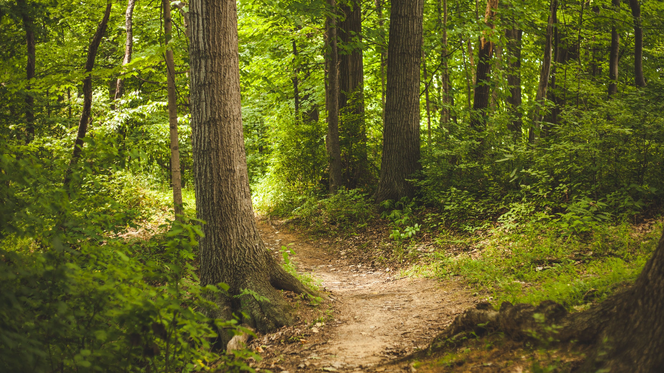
[1,0,664,371]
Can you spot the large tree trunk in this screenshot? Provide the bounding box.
[115,0,136,101]
[338,0,368,189]
[628,0,646,87]
[469,0,499,131]
[163,0,183,219]
[374,0,423,204]
[63,1,112,189]
[505,15,522,138]
[17,0,35,144]
[187,0,309,341]
[326,0,343,193]
[529,0,556,143]
[430,226,664,372]
[608,0,620,97]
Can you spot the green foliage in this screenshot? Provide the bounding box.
[289,189,376,234]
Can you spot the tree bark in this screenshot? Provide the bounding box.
[188,0,309,341]
[376,0,386,121]
[529,0,556,143]
[292,39,300,120]
[505,17,522,138]
[439,0,452,126]
[338,0,368,189]
[63,1,112,189]
[429,226,664,372]
[608,0,620,97]
[17,0,35,144]
[469,0,499,131]
[374,0,423,204]
[423,50,432,145]
[115,0,136,101]
[163,0,183,219]
[628,0,646,87]
[326,0,343,193]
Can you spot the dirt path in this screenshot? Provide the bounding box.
[254,221,477,372]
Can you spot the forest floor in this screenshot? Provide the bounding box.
[245,219,589,372]
[248,219,480,372]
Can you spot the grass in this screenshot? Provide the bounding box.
[428,220,661,308]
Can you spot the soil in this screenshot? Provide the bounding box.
[248,220,478,372]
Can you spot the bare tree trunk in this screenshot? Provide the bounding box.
[529,0,556,143]
[439,0,451,126]
[326,0,343,193]
[374,0,423,204]
[292,39,300,120]
[187,0,309,343]
[628,0,646,87]
[163,0,183,219]
[115,0,136,101]
[17,0,35,144]
[470,0,499,131]
[505,15,522,138]
[376,0,386,121]
[608,0,620,97]
[338,0,368,189]
[423,50,432,145]
[63,1,112,189]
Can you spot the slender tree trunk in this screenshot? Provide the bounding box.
[63,1,112,189]
[163,0,183,219]
[439,0,451,126]
[292,39,300,120]
[608,0,620,97]
[338,0,367,188]
[529,0,556,143]
[17,0,35,144]
[374,0,424,204]
[115,0,136,102]
[423,50,432,145]
[187,0,309,342]
[461,37,472,116]
[470,0,499,131]
[376,0,386,121]
[326,0,343,193]
[505,16,522,138]
[628,0,646,87]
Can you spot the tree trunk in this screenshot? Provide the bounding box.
[529,0,556,143]
[326,0,343,193]
[163,0,183,219]
[63,1,112,189]
[608,0,620,97]
[628,0,646,87]
[423,50,432,145]
[505,18,522,138]
[115,0,136,101]
[17,0,35,144]
[469,0,499,131]
[376,0,386,121]
[438,0,452,126]
[292,39,300,121]
[338,0,368,189]
[187,0,309,341]
[430,226,664,372]
[374,0,423,204]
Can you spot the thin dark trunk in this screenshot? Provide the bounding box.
[423,50,432,145]
[608,0,620,97]
[376,0,386,122]
[529,0,556,143]
[17,0,35,144]
[374,0,423,203]
[292,39,300,120]
[505,18,522,138]
[338,0,368,188]
[115,0,136,101]
[439,0,451,126]
[164,0,183,219]
[187,0,309,344]
[63,1,112,189]
[628,0,646,87]
[461,36,472,116]
[470,0,499,131]
[326,0,342,193]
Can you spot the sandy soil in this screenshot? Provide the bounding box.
[253,221,477,372]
